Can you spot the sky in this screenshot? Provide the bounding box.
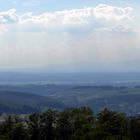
[0,0,140,73]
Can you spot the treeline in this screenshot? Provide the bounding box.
[0,107,140,140]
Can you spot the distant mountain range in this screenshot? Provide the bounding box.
[0,84,140,115]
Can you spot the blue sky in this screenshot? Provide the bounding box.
[0,0,139,72]
[0,0,138,13]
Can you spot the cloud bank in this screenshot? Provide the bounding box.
[0,4,133,31]
[0,4,139,72]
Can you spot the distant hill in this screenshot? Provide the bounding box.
[1,85,140,115]
[0,90,65,114]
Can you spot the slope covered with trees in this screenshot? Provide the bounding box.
[0,107,140,140]
[0,91,65,114]
[1,85,140,115]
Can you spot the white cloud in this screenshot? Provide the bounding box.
[94,4,133,21]
[0,4,133,31]
[18,4,133,30]
[95,24,134,33]
[0,9,18,24]
[0,4,139,72]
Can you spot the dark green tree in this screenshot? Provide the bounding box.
[11,123,28,140]
[57,109,72,140]
[130,115,140,140]
[28,113,41,140]
[96,108,129,140]
[57,107,94,140]
[40,109,58,140]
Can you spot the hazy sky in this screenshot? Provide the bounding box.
[0,0,140,72]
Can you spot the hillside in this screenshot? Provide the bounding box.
[0,90,65,114]
[0,85,140,115]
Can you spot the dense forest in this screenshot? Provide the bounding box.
[0,107,140,140]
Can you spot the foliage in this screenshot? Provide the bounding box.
[0,107,139,140]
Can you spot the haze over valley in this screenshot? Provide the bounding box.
[0,0,140,116]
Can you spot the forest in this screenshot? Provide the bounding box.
[0,107,140,140]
